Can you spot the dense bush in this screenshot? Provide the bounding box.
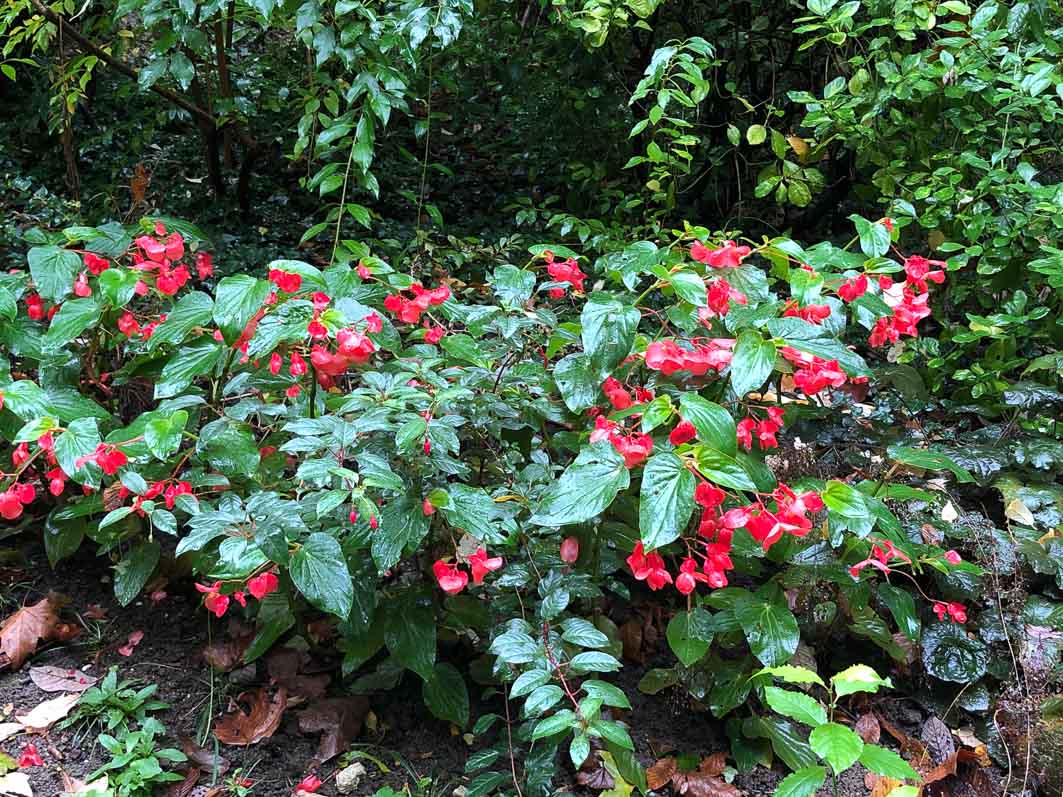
[0,210,991,793]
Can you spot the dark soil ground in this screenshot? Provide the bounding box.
[1,539,1011,797]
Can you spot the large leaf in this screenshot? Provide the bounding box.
[423,662,469,727]
[774,766,826,797]
[763,687,826,727]
[213,275,271,344]
[678,394,737,456]
[554,352,599,413]
[148,291,214,350]
[665,608,713,667]
[808,722,864,775]
[530,443,630,526]
[887,445,975,483]
[113,542,161,607]
[385,590,436,681]
[155,340,223,399]
[289,533,353,619]
[28,246,81,302]
[581,293,640,372]
[694,447,757,491]
[639,452,695,549]
[734,596,799,666]
[372,494,431,571]
[730,330,776,397]
[42,298,101,350]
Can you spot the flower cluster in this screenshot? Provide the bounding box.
[601,376,653,411]
[0,482,36,520]
[589,416,654,468]
[131,226,197,296]
[383,282,450,323]
[779,347,849,396]
[848,538,912,578]
[196,571,280,618]
[543,250,587,298]
[644,338,734,377]
[309,325,378,381]
[743,485,824,549]
[736,407,785,451]
[75,442,129,476]
[933,601,967,624]
[269,268,302,293]
[698,277,747,323]
[690,240,751,268]
[782,300,831,324]
[432,548,503,594]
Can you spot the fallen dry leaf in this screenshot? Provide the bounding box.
[647,757,677,791]
[0,772,32,797]
[83,605,107,621]
[576,752,615,790]
[876,712,928,760]
[297,696,369,764]
[267,648,330,699]
[214,687,287,746]
[953,726,984,749]
[699,752,726,777]
[29,666,97,693]
[180,737,229,774]
[163,768,198,797]
[867,774,901,797]
[671,769,740,797]
[0,724,21,742]
[855,713,881,744]
[202,634,252,671]
[16,693,79,731]
[59,771,109,795]
[922,747,984,786]
[0,599,59,670]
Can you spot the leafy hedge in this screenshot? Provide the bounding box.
[0,214,988,793]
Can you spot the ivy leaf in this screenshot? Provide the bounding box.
[694,447,757,491]
[639,452,695,549]
[289,533,353,619]
[423,662,469,727]
[670,270,707,306]
[145,410,188,461]
[665,608,713,667]
[830,664,892,697]
[808,722,864,775]
[148,291,214,350]
[530,443,630,527]
[730,330,776,397]
[372,495,431,571]
[858,745,920,780]
[155,340,223,399]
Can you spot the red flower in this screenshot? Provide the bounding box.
[269,352,283,375]
[289,352,307,376]
[560,536,580,563]
[675,557,710,595]
[780,347,848,395]
[295,775,322,794]
[736,417,755,451]
[944,550,962,565]
[75,443,127,475]
[669,420,697,446]
[903,255,946,293]
[644,338,734,376]
[782,301,831,324]
[369,515,379,530]
[269,269,302,293]
[0,491,24,520]
[546,257,587,292]
[837,274,868,302]
[610,432,653,469]
[690,240,751,268]
[424,324,445,344]
[468,548,504,584]
[356,263,371,280]
[74,272,92,297]
[626,542,672,590]
[365,313,383,333]
[312,292,331,311]
[432,560,468,595]
[602,377,632,410]
[195,582,230,618]
[307,320,328,339]
[18,743,44,768]
[285,385,301,398]
[117,311,141,337]
[25,293,44,321]
[14,483,36,504]
[695,482,725,509]
[933,601,967,624]
[84,253,110,275]
[196,251,213,279]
